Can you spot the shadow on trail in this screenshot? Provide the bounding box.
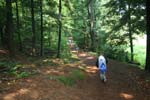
[0,52,148,100]
[77,52,147,100]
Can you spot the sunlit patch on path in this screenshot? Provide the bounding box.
[84,66,98,73]
[3,88,30,100]
[120,93,134,100]
[0,51,149,100]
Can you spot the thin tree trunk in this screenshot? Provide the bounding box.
[0,26,4,47]
[40,0,43,56]
[87,5,92,49]
[48,30,51,47]
[145,0,150,71]
[31,0,36,56]
[91,0,96,51]
[21,0,25,17]
[0,3,5,47]
[83,30,86,49]
[5,0,14,56]
[16,0,22,51]
[57,0,62,58]
[128,3,134,62]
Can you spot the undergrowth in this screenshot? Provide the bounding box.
[57,69,85,86]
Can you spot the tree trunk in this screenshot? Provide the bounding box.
[48,30,51,47]
[5,0,14,56]
[87,5,92,49]
[16,0,22,51]
[83,29,87,49]
[40,0,43,56]
[21,0,25,17]
[0,25,4,47]
[128,2,134,62]
[91,0,95,50]
[31,0,36,56]
[145,0,150,71]
[57,0,62,58]
[87,0,95,51]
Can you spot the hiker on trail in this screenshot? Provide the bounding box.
[75,46,79,54]
[96,55,108,82]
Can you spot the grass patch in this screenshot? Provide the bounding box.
[134,45,146,69]
[71,69,85,80]
[62,52,80,64]
[63,57,80,64]
[57,69,85,86]
[58,76,75,86]
[127,43,146,69]
[88,52,97,56]
[33,58,60,67]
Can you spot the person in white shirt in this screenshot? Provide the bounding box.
[96,55,108,82]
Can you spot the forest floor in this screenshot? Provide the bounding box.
[0,50,150,100]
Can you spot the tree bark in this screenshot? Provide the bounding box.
[21,0,25,17]
[87,0,95,51]
[40,0,43,56]
[145,0,150,71]
[48,30,51,47]
[0,25,4,47]
[57,0,62,58]
[5,0,14,56]
[16,0,22,51]
[31,0,36,56]
[128,2,134,62]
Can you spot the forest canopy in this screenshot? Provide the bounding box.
[0,0,149,71]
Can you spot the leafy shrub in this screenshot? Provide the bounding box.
[0,60,32,78]
[102,44,128,62]
[17,71,31,78]
[0,61,20,74]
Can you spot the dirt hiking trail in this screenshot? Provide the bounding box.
[0,52,150,100]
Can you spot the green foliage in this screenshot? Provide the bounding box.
[0,60,33,78]
[94,0,146,65]
[102,44,128,62]
[16,71,31,78]
[63,57,80,64]
[0,60,31,78]
[36,58,59,67]
[58,69,85,86]
[58,76,75,86]
[71,69,85,80]
[133,45,146,68]
[0,0,146,69]
[60,36,71,58]
[0,61,18,68]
